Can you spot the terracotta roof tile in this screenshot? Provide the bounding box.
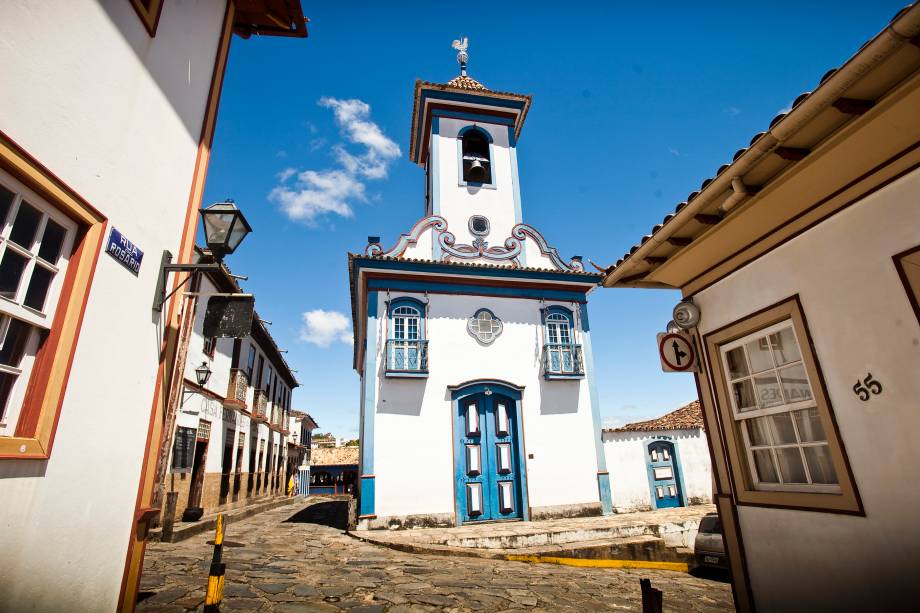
[446,74,489,91]
[606,400,703,432]
[311,447,359,466]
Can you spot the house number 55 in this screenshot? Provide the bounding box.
[853,373,882,402]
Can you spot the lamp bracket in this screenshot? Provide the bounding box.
[152,250,222,312]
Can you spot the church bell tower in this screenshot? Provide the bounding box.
[408,38,532,260]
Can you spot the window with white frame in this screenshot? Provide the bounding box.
[387,299,427,373]
[0,178,76,435]
[720,320,838,492]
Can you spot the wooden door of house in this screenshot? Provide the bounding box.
[454,387,525,524]
[648,440,682,508]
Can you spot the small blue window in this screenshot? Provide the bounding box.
[387,298,428,376]
[543,307,583,378]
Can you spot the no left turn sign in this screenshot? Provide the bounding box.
[657,332,698,373]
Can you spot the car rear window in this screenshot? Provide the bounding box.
[699,515,722,534]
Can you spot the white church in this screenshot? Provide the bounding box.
[349,41,612,529]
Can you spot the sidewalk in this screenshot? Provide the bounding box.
[351,504,714,565]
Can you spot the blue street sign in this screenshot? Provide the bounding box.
[106,227,143,275]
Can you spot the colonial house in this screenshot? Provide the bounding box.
[0,2,306,611]
[349,44,611,530]
[162,249,298,523]
[289,410,318,496]
[601,5,920,611]
[603,401,712,512]
[310,446,359,496]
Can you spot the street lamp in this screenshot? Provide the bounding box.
[152,200,252,312]
[195,362,212,386]
[199,201,252,261]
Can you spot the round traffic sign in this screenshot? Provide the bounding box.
[659,333,695,371]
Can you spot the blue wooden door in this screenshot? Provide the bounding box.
[455,391,524,523]
[648,441,682,508]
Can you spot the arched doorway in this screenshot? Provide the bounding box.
[450,380,529,525]
[646,440,684,509]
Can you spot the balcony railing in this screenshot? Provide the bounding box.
[542,343,585,378]
[385,339,429,376]
[224,368,248,408]
[253,389,268,420]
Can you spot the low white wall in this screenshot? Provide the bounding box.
[695,166,920,610]
[603,429,712,512]
[371,293,602,520]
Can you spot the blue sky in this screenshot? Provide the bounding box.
[201,1,904,437]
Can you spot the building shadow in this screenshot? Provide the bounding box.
[284,500,350,530]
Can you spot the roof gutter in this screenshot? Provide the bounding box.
[603,3,920,287]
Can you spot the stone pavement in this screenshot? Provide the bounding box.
[138,497,734,612]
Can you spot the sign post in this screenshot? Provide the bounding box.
[657,332,697,373]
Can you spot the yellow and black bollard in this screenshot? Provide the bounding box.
[204,514,227,612]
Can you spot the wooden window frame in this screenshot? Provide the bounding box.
[704,296,863,514]
[0,131,106,459]
[129,0,165,37]
[893,245,920,328]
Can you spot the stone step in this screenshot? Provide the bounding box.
[498,535,692,563]
[436,519,699,551]
[353,531,694,565]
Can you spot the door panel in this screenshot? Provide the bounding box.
[455,391,524,523]
[648,441,682,508]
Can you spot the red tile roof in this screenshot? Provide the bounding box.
[607,400,703,432]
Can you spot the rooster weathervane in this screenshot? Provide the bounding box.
[452,37,469,75]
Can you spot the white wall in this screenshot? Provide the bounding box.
[603,429,712,512]
[0,1,227,610]
[371,292,602,520]
[695,167,920,610]
[432,118,517,250]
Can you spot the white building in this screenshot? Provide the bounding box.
[0,2,306,611]
[602,5,920,610]
[603,401,712,512]
[162,251,298,522]
[350,48,612,529]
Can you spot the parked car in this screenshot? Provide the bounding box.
[694,512,727,569]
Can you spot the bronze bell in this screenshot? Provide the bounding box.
[466,158,488,183]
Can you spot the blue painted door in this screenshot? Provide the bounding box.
[455,392,523,523]
[648,441,682,508]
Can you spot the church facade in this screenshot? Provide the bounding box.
[349,47,612,529]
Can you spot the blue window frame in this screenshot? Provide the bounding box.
[457,126,495,188]
[542,306,584,379]
[386,297,428,377]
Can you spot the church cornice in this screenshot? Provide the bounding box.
[409,79,532,165]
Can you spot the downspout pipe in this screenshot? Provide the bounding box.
[604,3,920,287]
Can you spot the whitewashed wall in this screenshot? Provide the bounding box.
[695,167,920,611]
[432,118,517,249]
[603,429,712,512]
[0,1,227,610]
[371,293,601,520]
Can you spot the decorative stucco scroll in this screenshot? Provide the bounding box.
[510,224,585,272]
[365,215,447,257]
[364,216,585,273]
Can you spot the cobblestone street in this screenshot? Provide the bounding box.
[138,498,733,612]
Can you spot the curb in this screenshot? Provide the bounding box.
[151,496,304,543]
[505,554,689,572]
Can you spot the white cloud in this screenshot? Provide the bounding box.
[276,167,297,182]
[270,97,399,226]
[299,309,353,347]
[723,106,741,116]
[667,147,681,157]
